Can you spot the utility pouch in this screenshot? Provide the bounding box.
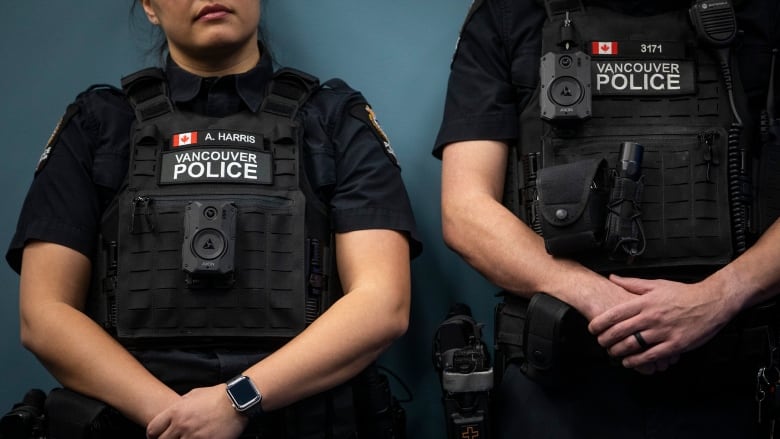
[46,388,107,439]
[535,159,608,256]
[522,293,573,383]
[45,388,141,439]
[353,365,407,439]
[494,295,528,386]
[495,293,605,386]
[495,293,572,385]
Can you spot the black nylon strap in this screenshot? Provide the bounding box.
[121,68,174,122]
[260,68,320,120]
[543,0,584,19]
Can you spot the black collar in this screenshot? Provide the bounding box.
[164,47,274,113]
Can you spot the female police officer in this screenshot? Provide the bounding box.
[6,1,420,438]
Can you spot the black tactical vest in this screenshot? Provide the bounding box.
[88,68,340,348]
[507,1,753,276]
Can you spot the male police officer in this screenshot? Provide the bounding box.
[434,0,780,437]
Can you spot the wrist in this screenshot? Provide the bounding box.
[705,264,750,316]
[225,375,264,419]
[551,266,605,318]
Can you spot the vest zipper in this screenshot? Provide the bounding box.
[699,130,719,182]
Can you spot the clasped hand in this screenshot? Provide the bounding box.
[588,274,732,375]
[146,384,248,439]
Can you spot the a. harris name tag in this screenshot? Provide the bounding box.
[160,130,273,185]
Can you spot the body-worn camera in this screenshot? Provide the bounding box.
[540,50,592,121]
[539,10,591,121]
[182,200,237,286]
[433,304,493,439]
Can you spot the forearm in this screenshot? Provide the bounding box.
[233,229,410,411]
[441,140,617,317]
[20,243,178,426]
[242,285,407,411]
[703,219,780,313]
[22,305,178,425]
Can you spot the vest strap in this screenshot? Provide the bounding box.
[261,68,320,120]
[121,68,174,122]
[542,0,584,19]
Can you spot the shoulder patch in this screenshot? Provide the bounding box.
[349,104,399,168]
[36,103,80,174]
[453,0,486,64]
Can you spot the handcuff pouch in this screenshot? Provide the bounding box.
[535,158,608,256]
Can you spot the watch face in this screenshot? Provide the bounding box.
[228,376,261,410]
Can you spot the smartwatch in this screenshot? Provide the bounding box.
[225,375,264,418]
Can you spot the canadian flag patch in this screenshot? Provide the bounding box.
[172,131,198,147]
[592,41,618,55]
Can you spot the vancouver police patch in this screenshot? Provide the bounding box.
[36,103,80,174]
[160,148,273,185]
[349,104,399,168]
[588,40,695,96]
[160,129,273,185]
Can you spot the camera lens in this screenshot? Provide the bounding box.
[549,77,583,106]
[191,229,227,260]
[203,206,218,220]
[558,55,573,69]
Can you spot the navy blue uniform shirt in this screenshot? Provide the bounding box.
[433,0,780,156]
[432,3,780,437]
[7,52,421,273]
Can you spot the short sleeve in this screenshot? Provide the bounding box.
[302,83,422,258]
[6,89,131,273]
[433,0,546,157]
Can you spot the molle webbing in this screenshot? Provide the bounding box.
[512,5,737,274]
[91,68,336,348]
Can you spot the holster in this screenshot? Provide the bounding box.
[603,172,645,260]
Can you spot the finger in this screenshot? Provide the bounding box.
[146,413,172,439]
[654,357,671,373]
[605,327,653,357]
[608,274,653,295]
[622,341,674,369]
[595,313,646,349]
[588,301,642,335]
[634,363,656,375]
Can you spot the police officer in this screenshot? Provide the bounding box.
[6,1,420,438]
[435,0,779,437]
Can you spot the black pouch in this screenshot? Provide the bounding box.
[494,293,572,386]
[493,294,527,387]
[535,159,608,256]
[495,293,607,387]
[522,293,574,384]
[603,172,645,260]
[45,388,142,439]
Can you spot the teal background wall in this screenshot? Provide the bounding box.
[0,2,500,438]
